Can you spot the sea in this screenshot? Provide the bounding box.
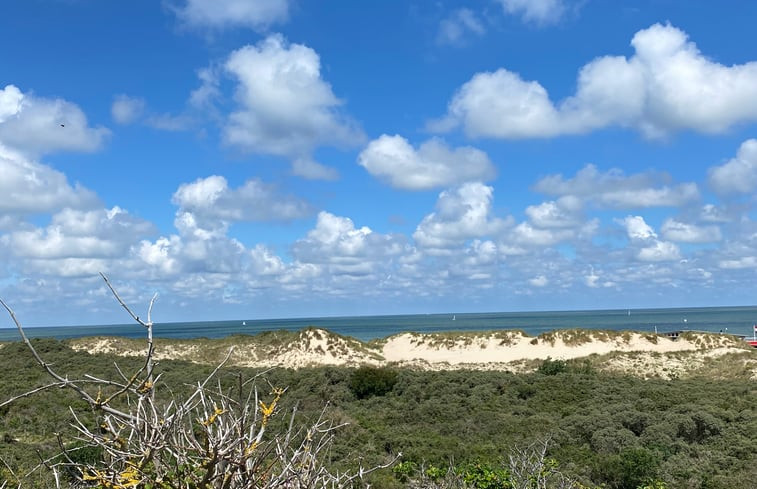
[1,306,756,343]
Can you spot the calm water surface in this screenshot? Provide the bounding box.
[1,306,756,342]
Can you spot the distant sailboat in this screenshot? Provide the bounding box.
[452,315,456,321]
[242,321,246,326]
[627,309,631,316]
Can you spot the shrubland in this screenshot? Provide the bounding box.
[0,277,754,488]
[0,337,754,488]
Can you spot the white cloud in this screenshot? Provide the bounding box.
[661,219,722,243]
[292,211,405,277]
[111,95,145,125]
[358,135,496,190]
[708,139,757,194]
[0,85,109,155]
[620,215,657,240]
[249,244,286,276]
[524,196,582,228]
[619,216,681,262]
[137,236,183,276]
[8,207,153,259]
[428,69,560,137]
[172,175,313,227]
[437,8,486,45]
[431,23,757,139]
[529,275,549,287]
[534,164,699,209]
[223,35,363,179]
[175,0,289,30]
[511,222,577,246]
[498,0,567,25]
[129,176,313,283]
[0,85,24,122]
[413,182,509,249]
[0,144,99,214]
[135,228,247,278]
[637,241,681,262]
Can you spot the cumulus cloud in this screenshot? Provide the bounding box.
[708,139,757,194]
[524,196,582,228]
[431,23,757,139]
[0,85,109,155]
[534,164,699,209]
[358,135,496,190]
[413,182,510,249]
[175,0,289,30]
[619,216,681,262]
[0,85,24,121]
[292,211,405,277]
[529,275,549,287]
[127,175,313,283]
[8,207,154,259]
[224,35,363,179]
[172,175,313,233]
[135,227,247,278]
[637,241,682,262]
[620,216,657,240]
[0,144,99,214]
[249,244,286,276]
[437,8,486,45]
[510,222,579,247]
[661,219,722,243]
[111,95,146,124]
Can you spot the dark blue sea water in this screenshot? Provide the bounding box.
[1,306,756,343]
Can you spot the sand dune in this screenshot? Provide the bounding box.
[67,328,756,379]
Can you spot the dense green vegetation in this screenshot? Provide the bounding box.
[0,338,755,488]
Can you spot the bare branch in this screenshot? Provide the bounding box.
[99,272,152,328]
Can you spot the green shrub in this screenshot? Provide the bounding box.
[458,461,511,489]
[392,460,417,482]
[538,357,568,375]
[349,366,398,399]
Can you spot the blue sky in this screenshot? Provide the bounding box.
[2,0,757,326]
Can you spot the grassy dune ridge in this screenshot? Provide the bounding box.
[65,327,756,379]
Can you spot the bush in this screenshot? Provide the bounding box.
[458,461,511,489]
[538,357,568,376]
[349,366,398,399]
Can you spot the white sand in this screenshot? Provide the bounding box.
[382,331,712,365]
